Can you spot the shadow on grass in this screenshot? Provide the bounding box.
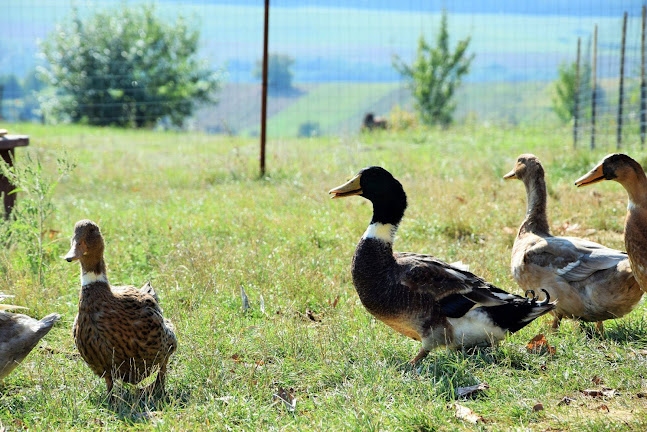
[94,384,193,425]
[379,349,489,400]
[584,317,647,345]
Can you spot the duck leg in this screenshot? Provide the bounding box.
[409,347,429,365]
[104,375,114,393]
[595,321,605,336]
[142,362,168,397]
[551,315,561,330]
[154,362,167,393]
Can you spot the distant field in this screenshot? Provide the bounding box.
[195,80,556,136]
[1,123,646,430]
[192,75,641,138]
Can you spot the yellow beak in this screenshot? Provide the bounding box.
[329,173,362,199]
[574,163,605,187]
[503,170,517,180]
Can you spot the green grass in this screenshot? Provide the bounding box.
[243,83,401,137]
[1,122,647,430]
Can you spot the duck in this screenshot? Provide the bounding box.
[64,219,177,393]
[329,166,554,364]
[0,294,59,380]
[504,154,643,332]
[575,153,647,293]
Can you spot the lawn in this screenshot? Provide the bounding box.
[0,123,646,431]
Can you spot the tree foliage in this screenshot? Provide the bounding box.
[39,5,220,127]
[393,10,474,127]
[552,61,597,123]
[0,74,24,99]
[253,53,295,94]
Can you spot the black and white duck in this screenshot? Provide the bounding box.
[330,166,555,364]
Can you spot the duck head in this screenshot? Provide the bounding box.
[329,166,407,226]
[575,153,644,187]
[503,154,545,182]
[64,220,105,272]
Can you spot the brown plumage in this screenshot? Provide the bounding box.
[504,154,643,332]
[65,220,177,393]
[576,153,647,293]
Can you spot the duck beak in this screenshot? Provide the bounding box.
[575,163,605,187]
[64,240,85,262]
[329,173,362,199]
[503,170,517,180]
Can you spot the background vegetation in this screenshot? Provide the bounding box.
[393,10,474,127]
[37,4,220,127]
[0,124,646,430]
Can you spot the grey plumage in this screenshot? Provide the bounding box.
[0,311,60,379]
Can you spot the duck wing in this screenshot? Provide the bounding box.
[524,236,628,282]
[139,281,160,303]
[395,252,517,317]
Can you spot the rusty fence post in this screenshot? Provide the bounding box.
[617,12,627,150]
[259,0,269,177]
[591,24,598,150]
[574,37,581,149]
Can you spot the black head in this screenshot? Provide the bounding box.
[330,166,407,225]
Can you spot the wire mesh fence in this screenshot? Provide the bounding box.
[1,0,646,147]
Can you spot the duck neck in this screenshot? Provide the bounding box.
[520,174,550,236]
[79,255,109,288]
[364,189,407,244]
[623,169,647,211]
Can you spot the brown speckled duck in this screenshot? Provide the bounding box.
[0,295,59,380]
[576,153,647,293]
[64,220,177,393]
[504,154,643,332]
[330,166,554,364]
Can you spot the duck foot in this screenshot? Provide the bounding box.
[550,316,561,331]
[409,347,429,365]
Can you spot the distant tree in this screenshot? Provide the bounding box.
[393,10,474,127]
[23,69,45,94]
[0,75,24,99]
[20,69,46,121]
[253,53,295,93]
[552,61,602,123]
[38,4,220,127]
[298,121,320,137]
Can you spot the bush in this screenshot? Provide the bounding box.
[0,150,76,286]
[393,9,474,128]
[38,4,220,128]
[388,105,419,131]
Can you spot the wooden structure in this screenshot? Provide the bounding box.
[0,134,29,218]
